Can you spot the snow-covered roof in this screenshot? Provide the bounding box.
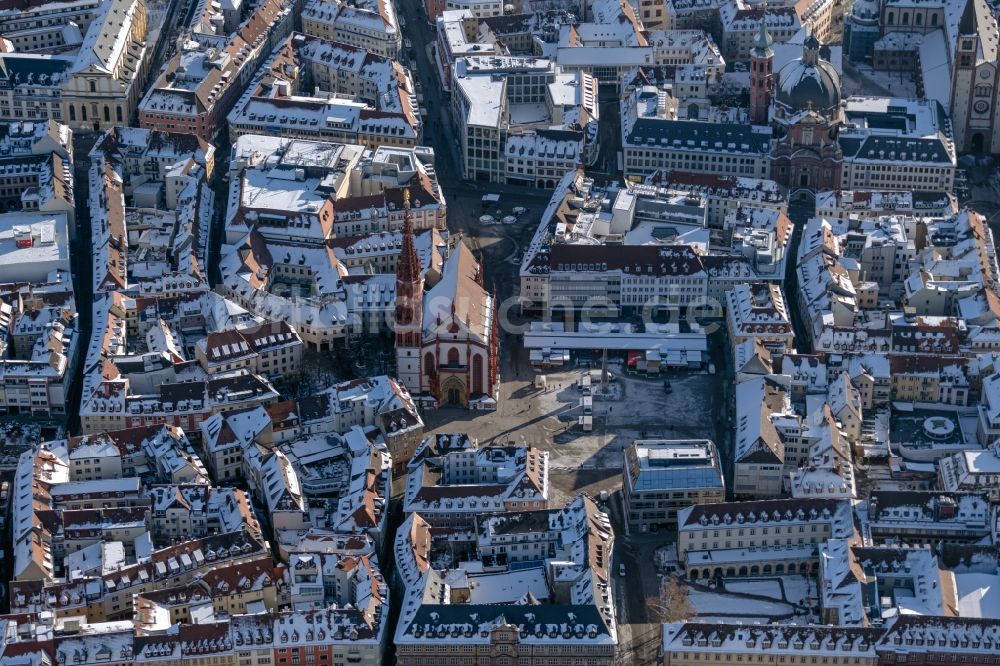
[301,0,398,38]
[954,572,1000,618]
[403,441,548,521]
[677,497,852,536]
[726,283,794,340]
[876,615,1000,652]
[395,495,616,647]
[624,439,724,493]
[0,212,70,280]
[662,622,881,657]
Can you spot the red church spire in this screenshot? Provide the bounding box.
[396,188,420,286]
[394,188,425,396]
[395,188,423,333]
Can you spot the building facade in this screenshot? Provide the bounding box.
[769,34,844,191]
[394,194,501,408]
[623,439,725,532]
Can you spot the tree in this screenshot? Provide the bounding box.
[647,576,694,623]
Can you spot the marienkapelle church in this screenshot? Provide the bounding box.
[394,192,501,409]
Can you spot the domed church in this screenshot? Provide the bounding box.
[750,23,845,191]
[774,33,841,117]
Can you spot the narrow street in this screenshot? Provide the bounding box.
[707,329,736,499]
[149,0,195,76]
[396,0,462,183]
[597,94,622,175]
[208,143,231,288]
[65,134,98,435]
[65,0,195,434]
[783,198,816,352]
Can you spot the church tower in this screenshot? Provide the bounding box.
[394,189,424,395]
[952,0,991,153]
[749,20,774,126]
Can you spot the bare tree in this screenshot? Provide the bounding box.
[647,576,694,624]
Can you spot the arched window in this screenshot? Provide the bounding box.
[888,11,895,24]
[931,14,938,26]
[915,13,922,25]
[81,106,87,121]
[424,352,434,370]
[68,105,75,121]
[473,355,484,394]
[447,348,460,366]
[902,12,909,25]
[103,105,110,122]
[116,106,123,122]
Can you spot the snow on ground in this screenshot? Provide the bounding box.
[534,365,715,430]
[722,576,815,606]
[955,573,1000,619]
[532,364,718,471]
[655,544,680,572]
[847,64,918,97]
[724,579,782,599]
[424,356,720,506]
[689,588,795,617]
[779,576,813,606]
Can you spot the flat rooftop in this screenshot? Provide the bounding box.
[627,439,723,492]
[637,440,713,467]
[241,168,328,214]
[280,140,348,169]
[0,212,68,268]
[890,409,970,449]
[843,96,946,136]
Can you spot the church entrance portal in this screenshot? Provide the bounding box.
[441,376,467,407]
[972,133,985,153]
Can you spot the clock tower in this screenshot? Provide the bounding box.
[951,0,999,153]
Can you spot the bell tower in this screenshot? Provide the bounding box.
[394,189,424,394]
[952,0,988,152]
[750,19,774,126]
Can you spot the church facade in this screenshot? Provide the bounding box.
[394,192,501,410]
[750,25,845,192]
